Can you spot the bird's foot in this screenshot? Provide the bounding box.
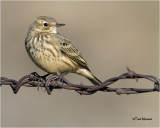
[44,75,64,95]
[30,72,50,90]
[57,74,66,86]
[46,74,66,86]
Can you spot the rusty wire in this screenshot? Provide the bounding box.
[0,67,159,95]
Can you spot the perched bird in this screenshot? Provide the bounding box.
[25,16,102,85]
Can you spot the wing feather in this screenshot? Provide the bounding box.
[57,35,90,71]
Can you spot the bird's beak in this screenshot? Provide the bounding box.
[55,23,65,27]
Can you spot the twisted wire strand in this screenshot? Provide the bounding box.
[0,67,159,95]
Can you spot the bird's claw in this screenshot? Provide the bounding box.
[44,75,59,95]
[56,74,66,87]
[30,72,50,91]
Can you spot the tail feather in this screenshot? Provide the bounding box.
[76,69,102,86]
[88,75,102,85]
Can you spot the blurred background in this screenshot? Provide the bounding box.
[1,1,159,127]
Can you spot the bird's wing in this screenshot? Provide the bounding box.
[58,36,90,71]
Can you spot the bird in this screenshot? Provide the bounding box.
[25,16,102,85]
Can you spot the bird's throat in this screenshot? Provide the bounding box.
[52,27,57,33]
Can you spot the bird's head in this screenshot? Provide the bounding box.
[29,16,65,34]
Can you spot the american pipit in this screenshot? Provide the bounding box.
[25,16,102,85]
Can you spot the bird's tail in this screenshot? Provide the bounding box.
[77,69,102,86]
[88,75,102,85]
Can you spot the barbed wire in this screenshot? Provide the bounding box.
[0,67,159,95]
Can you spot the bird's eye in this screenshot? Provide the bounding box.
[44,23,48,26]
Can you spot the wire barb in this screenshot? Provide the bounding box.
[0,68,159,95]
